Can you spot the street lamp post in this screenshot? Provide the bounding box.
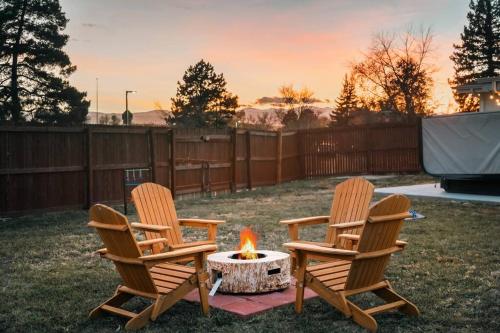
[96,78,99,124]
[125,90,136,126]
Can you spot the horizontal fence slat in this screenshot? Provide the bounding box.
[0,126,85,133]
[0,166,85,175]
[176,134,231,143]
[93,163,150,170]
[176,162,231,171]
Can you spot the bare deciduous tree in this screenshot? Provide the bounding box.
[110,114,120,125]
[353,28,436,118]
[275,84,322,129]
[98,114,111,125]
[233,110,276,131]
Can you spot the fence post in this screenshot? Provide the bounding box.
[170,129,176,199]
[298,130,306,179]
[201,161,207,193]
[276,130,282,184]
[246,130,252,189]
[365,126,372,174]
[417,118,423,171]
[86,127,94,208]
[231,128,237,192]
[149,128,157,182]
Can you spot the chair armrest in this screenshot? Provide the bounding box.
[140,244,218,266]
[102,253,143,265]
[338,234,360,241]
[101,245,218,267]
[280,216,330,226]
[396,240,408,248]
[88,221,128,231]
[95,248,107,255]
[169,240,216,250]
[329,220,365,229]
[281,216,330,242]
[337,234,407,248]
[368,212,412,223]
[178,218,224,242]
[137,238,169,248]
[355,246,402,259]
[286,240,335,248]
[328,221,365,249]
[130,223,171,233]
[95,238,169,255]
[284,242,358,259]
[178,218,225,227]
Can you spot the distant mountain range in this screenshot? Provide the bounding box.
[86,106,334,126]
[240,106,333,119]
[87,109,170,125]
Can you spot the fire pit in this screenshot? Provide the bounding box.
[207,228,290,294]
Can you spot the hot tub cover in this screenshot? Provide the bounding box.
[422,112,500,175]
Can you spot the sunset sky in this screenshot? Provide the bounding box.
[60,0,471,114]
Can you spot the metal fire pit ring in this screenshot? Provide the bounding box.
[207,250,290,294]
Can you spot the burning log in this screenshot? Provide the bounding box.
[238,227,258,260]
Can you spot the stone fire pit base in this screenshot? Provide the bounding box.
[207,250,290,294]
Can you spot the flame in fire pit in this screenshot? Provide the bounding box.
[238,227,258,260]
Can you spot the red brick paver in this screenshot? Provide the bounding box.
[183,280,317,317]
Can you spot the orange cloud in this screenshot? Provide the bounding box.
[63,0,468,114]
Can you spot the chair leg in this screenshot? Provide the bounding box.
[346,300,378,333]
[151,295,177,321]
[89,289,133,319]
[90,288,154,331]
[151,296,166,321]
[151,280,198,320]
[372,285,420,316]
[306,278,351,317]
[124,304,154,331]
[195,253,210,316]
[294,252,306,314]
[290,253,297,275]
[198,277,209,315]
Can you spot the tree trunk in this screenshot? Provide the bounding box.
[405,94,415,119]
[484,1,496,76]
[10,0,28,123]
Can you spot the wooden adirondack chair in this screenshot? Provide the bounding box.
[280,177,374,272]
[284,194,419,332]
[88,204,216,330]
[131,182,224,256]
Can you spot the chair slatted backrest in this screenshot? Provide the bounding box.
[345,194,410,291]
[89,204,157,294]
[325,177,375,244]
[132,183,184,250]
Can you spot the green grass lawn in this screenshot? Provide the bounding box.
[1,175,499,332]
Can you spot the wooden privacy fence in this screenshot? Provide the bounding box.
[301,123,421,177]
[0,122,421,214]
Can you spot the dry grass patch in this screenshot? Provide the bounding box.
[0,174,499,332]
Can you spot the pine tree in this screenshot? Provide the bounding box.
[330,74,358,126]
[450,0,500,112]
[275,84,320,129]
[169,60,238,128]
[0,0,89,124]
